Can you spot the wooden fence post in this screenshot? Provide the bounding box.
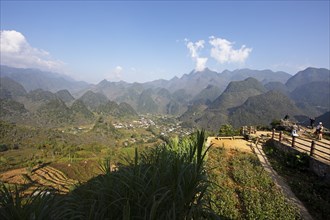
[291,136,296,148]
[310,141,315,157]
[279,131,283,142]
[272,129,275,140]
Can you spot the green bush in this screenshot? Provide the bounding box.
[218,124,239,137]
[0,144,8,152]
[263,142,330,219]
[270,119,281,129]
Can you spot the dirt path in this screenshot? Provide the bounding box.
[252,142,313,220]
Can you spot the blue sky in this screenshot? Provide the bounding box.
[1,1,329,83]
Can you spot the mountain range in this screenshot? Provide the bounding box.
[1,65,329,130]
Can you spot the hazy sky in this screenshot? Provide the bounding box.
[1,1,329,83]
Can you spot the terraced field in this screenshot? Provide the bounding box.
[0,164,78,194]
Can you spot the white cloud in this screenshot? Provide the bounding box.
[186,39,208,71]
[0,30,65,71]
[107,65,123,81]
[209,36,252,64]
[196,57,208,72]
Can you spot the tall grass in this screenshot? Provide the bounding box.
[1,130,216,219]
[0,185,56,220]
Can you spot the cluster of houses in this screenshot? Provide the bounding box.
[113,115,193,138]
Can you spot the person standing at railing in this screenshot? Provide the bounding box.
[291,123,299,137]
[315,122,324,140]
[310,117,315,129]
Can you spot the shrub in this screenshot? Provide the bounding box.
[0,144,8,152]
[270,119,281,129]
[13,144,19,150]
[218,124,239,137]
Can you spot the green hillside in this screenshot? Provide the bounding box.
[36,99,74,126]
[290,81,330,111]
[0,77,27,99]
[78,90,109,110]
[0,99,28,121]
[137,89,159,113]
[27,89,58,102]
[210,77,266,110]
[229,91,302,128]
[286,67,330,91]
[186,77,267,131]
[264,81,289,95]
[118,102,138,117]
[55,89,75,103]
[315,111,330,129]
[71,99,94,121]
[192,84,222,104]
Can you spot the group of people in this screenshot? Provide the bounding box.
[288,116,324,140]
[310,117,324,140]
[315,122,324,140]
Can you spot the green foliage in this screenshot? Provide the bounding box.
[98,157,112,175]
[71,99,94,119]
[0,184,56,219]
[36,98,74,125]
[0,130,216,219]
[263,142,330,219]
[0,99,28,117]
[263,144,309,170]
[207,148,301,219]
[270,119,281,129]
[91,116,118,136]
[218,124,239,136]
[0,144,9,152]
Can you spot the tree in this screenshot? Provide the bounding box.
[218,124,239,136]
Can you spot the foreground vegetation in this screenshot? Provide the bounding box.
[207,146,300,219]
[1,131,214,219]
[0,131,302,219]
[263,142,330,220]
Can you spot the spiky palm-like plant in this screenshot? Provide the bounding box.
[53,130,216,219]
[0,130,217,219]
[0,184,57,220]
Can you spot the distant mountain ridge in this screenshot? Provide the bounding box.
[189,77,268,130]
[285,67,330,91]
[0,79,138,127]
[178,67,329,130]
[0,65,90,93]
[86,68,292,115]
[1,65,329,130]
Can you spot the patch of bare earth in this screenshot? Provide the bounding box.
[210,138,253,153]
[0,164,78,195]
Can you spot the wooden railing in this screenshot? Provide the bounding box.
[271,129,330,163]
